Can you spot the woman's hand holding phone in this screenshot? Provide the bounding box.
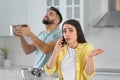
[53,37,65,56]
[61,37,65,47]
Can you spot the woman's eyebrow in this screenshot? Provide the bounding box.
[63,27,73,30]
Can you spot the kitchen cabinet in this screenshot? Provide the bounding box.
[42,0,84,29]
[92,72,120,80]
[0,68,22,80]
[0,65,32,80]
[0,70,22,80]
[27,0,45,35]
[0,0,9,36]
[0,0,84,36]
[0,65,59,80]
[0,0,44,36]
[0,0,28,36]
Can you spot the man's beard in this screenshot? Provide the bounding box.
[42,19,54,25]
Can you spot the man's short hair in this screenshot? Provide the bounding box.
[49,7,63,25]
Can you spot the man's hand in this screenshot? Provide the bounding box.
[14,24,31,37]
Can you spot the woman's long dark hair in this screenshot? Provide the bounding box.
[62,19,87,43]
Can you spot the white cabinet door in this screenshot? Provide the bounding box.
[92,74,120,80]
[44,0,84,30]
[0,0,84,36]
[9,0,28,25]
[0,69,22,80]
[27,0,46,35]
[0,0,28,36]
[0,70,4,80]
[0,0,9,36]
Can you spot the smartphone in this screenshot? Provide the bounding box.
[61,37,65,47]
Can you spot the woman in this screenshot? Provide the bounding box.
[44,19,104,80]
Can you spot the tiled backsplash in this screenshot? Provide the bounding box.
[0,37,4,48]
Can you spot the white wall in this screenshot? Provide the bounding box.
[84,0,108,33]
[84,0,120,69]
[86,28,120,69]
[88,0,108,27]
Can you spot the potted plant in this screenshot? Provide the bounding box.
[0,47,11,67]
[0,47,9,59]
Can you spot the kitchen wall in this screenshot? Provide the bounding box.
[84,0,108,32]
[0,36,34,66]
[0,37,4,49]
[85,0,120,69]
[1,0,120,70]
[86,28,120,69]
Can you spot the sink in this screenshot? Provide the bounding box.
[21,67,44,80]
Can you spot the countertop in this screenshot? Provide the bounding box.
[0,65,59,80]
[0,65,32,70]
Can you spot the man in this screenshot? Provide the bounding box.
[14,7,63,68]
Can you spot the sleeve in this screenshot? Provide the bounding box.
[83,57,96,79]
[86,43,94,53]
[44,63,57,75]
[44,54,59,75]
[83,43,96,79]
